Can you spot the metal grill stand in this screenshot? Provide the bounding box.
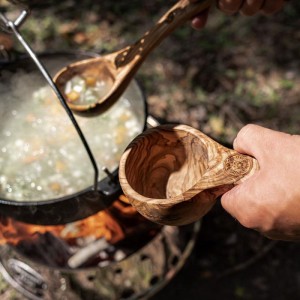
[0,222,201,300]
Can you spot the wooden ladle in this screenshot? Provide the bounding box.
[119,124,259,226]
[53,0,212,114]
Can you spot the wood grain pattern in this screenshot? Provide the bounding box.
[119,125,259,226]
[53,0,212,114]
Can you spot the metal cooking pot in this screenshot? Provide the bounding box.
[0,51,148,225]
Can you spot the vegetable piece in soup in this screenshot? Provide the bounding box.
[64,75,112,105]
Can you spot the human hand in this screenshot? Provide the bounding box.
[221,124,300,241]
[190,0,286,30]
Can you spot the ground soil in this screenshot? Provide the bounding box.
[154,202,300,300]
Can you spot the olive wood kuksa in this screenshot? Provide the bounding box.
[53,0,212,115]
[119,125,259,226]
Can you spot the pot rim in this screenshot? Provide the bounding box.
[0,50,148,224]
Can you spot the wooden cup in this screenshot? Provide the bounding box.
[119,124,259,225]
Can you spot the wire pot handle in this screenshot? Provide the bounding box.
[0,9,100,193]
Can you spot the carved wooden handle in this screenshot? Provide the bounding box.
[114,0,212,69]
[191,128,259,191]
[119,124,259,226]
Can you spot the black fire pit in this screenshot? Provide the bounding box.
[0,195,201,300]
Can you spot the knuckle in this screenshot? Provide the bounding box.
[218,0,241,13]
[234,124,259,149]
[238,205,275,233]
[236,201,262,229]
[237,124,258,139]
[262,0,285,15]
[238,214,258,229]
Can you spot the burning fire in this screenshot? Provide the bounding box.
[0,195,139,246]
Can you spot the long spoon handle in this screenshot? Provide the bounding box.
[114,0,212,69]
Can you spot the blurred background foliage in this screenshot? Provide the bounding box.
[0,1,300,299]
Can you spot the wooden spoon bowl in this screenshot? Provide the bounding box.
[119,124,259,225]
[53,0,212,115]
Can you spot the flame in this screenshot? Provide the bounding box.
[0,195,139,246]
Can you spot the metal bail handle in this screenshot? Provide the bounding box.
[0,9,101,194]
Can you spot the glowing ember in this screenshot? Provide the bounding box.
[0,195,139,246]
